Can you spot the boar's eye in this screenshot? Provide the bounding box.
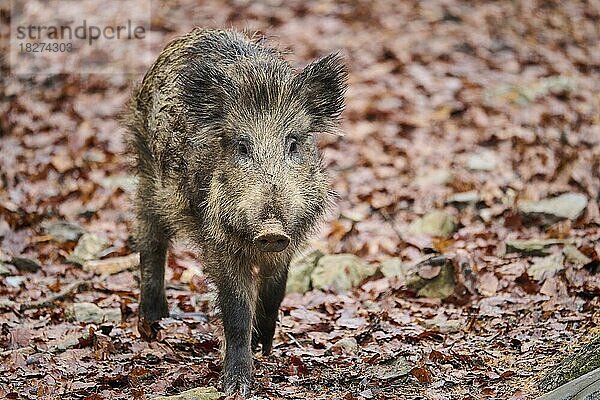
[286,136,300,159]
[237,140,250,157]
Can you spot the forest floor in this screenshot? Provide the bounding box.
[1,0,599,399]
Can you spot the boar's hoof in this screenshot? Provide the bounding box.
[252,328,274,356]
[224,375,251,397]
[139,298,169,323]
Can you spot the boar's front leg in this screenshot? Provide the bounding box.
[252,268,288,355]
[137,208,170,323]
[216,268,257,396]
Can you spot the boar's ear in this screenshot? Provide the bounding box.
[294,53,347,134]
[179,62,237,129]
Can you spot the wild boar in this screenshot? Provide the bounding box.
[125,28,346,395]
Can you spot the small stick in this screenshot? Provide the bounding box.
[378,208,404,242]
[286,331,304,349]
[20,280,89,311]
[82,253,139,275]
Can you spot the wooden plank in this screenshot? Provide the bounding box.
[536,367,600,400]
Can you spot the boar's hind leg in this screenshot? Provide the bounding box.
[253,269,288,356]
[217,271,256,396]
[137,209,170,323]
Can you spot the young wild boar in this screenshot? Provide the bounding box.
[124,28,346,395]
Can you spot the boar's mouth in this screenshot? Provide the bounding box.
[253,220,290,252]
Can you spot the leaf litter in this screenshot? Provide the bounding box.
[1,0,599,399]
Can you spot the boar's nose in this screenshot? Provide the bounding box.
[253,221,290,252]
[254,233,290,252]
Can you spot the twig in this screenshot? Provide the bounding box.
[170,312,208,323]
[82,253,139,275]
[0,345,37,357]
[286,331,304,349]
[20,280,89,311]
[378,208,404,242]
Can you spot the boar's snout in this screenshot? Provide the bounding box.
[253,220,290,252]
[254,233,290,252]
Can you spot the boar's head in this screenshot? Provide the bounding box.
[180,53,347,254]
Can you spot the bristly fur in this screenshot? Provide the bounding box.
[123,28,346,396]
